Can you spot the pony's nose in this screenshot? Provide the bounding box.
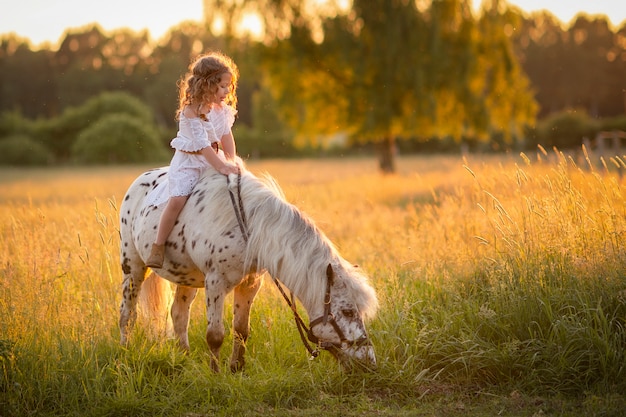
[341,344,376,371]
[363,345,377,368]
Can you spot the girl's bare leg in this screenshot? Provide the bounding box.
[146,196,188,268]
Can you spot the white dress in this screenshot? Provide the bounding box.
[145,104,237,207]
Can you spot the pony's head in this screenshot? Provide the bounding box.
[308,261,378,369]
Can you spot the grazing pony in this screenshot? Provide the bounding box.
[119,165,378,372]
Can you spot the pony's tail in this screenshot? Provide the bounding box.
[138,272,174,340]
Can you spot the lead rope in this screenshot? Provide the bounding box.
[272,278,320,359]
[226,168,320,359]
[227,167,249,243]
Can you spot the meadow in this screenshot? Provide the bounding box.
[1,151,625,416]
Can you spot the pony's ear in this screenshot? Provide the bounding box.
[326,263,334,285]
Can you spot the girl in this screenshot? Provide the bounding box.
[146,52,240,268]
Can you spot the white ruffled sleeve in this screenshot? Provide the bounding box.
[224,105,237,130]
[170,116,213,152]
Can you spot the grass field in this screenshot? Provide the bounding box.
[1,152,626,416]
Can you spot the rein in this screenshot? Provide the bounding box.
[226,169,366,358]
[227,167,249,243]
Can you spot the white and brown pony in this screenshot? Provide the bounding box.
[118,164,378,372]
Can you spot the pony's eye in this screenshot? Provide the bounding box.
[342,309,356,319]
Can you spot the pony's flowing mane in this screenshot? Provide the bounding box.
[240,172,337,311]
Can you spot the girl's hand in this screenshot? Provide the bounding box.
[217,162,239,176]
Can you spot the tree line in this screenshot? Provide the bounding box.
[1,0,625,170]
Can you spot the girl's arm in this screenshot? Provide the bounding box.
[220,132,236,160]
[200,146,238,175]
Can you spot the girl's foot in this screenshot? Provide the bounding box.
[146,243,165,268]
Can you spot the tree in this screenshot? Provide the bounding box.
[208,0,432,172]
[471,0,538,145]
[0,134,52,166]
[55,26,155,109]
[41,91,157,161]
[0,36,57,118]
[207,0,536,172]
[71,113,167,164]
[568,17,618,117]
[511,12,626,119]
[510,11,566,118]
[536,109,598,149]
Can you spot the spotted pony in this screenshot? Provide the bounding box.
[118,164,378,372]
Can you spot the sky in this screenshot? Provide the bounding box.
[1,0,626,48]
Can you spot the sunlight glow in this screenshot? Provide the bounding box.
[239,12,264,39]
[211,16,225,36]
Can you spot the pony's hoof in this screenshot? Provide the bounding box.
[230,359,245,373]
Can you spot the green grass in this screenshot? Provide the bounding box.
[1,153,626,416]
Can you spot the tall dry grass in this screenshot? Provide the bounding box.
[1,153,625,416]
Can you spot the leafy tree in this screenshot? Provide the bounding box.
[0,134,52,166]
[0,36,57,118]
[41,91,156,161]
[142,54,184,130]
[54,26,155,109]
[512,13,626,119]
[0,110,35,138]
[510,11,566,117]
[536,109,598,149]
[471,0,538,145]
[209,0,536,172]
[563,17,615,117]
[71,113,167,164]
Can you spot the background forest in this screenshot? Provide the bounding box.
[1,0,625,171]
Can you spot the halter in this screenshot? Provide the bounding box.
[226,169,371,358]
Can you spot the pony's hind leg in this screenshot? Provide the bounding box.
[230,273,263,373]
[119,261,147,346]
[171,285,198,352]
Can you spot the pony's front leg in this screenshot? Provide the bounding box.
[171,286,198,352]
[205,275,228,372]
[230,273,263,373]
[119,261,147,346]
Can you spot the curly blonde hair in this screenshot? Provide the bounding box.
[176,51,239,119]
